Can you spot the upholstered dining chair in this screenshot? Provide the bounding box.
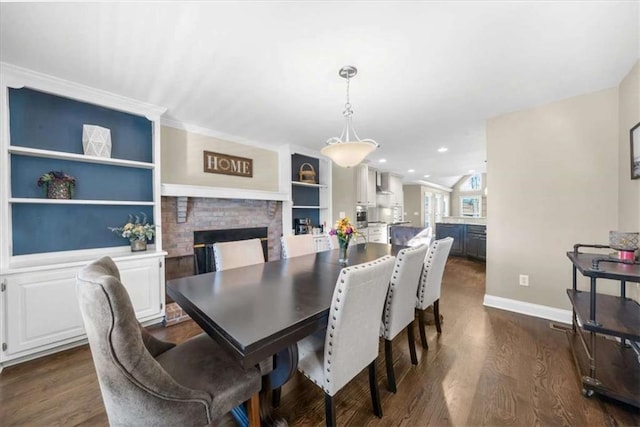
[281,234,316,258]
[380,244,429,393]
[296,255,396,427]
[76,256,262,427]
[213,238,265,271]
[416,237,454,349]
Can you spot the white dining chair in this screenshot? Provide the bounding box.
[380,243,429,393]
[296,255,396,427]
[213,238,265,271]
[416,237,454,349]
[281,234,316,258]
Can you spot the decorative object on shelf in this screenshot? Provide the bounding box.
[37,170,76,199]
[609,230,639,261]
[631,121,640,179]
[109,213,156,252]
[329,217,359,264]
[321,65,379,168]
[298,162,317,183]
[82,124,112,158]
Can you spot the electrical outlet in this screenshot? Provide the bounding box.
[339,211,346,219]
[519,274,529,287]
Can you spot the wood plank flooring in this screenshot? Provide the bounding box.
[1,257,638,426]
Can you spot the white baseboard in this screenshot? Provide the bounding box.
[483,294,572,325]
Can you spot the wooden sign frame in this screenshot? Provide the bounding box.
[203,151,253,178]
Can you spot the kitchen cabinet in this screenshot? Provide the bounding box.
[436,223,486,260]
[390,175,404,207]
[465,225,486,261]
[368,223,388,243]
[355,163,375,207]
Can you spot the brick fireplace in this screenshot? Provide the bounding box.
[162,196,283,325]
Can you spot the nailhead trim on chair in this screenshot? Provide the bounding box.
[300,256,392,393]
[418,240,440,306]
[383,246,424,336]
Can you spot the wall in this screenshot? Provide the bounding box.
[404,184,451,227]
[617,62,640,231]
[331,166,357,224]
[450,173,487,217]
[161,126,279,191]
[617,61,640,302]
[486,87,619,311]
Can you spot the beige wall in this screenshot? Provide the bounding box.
[618,62,640,231]
[450,173,487,217]
[161,126,279,191]
[486,87,619,310]
[331,166,357,224]
[404,184,451,227]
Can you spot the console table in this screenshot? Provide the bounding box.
[564,245,640,407]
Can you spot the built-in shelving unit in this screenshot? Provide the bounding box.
[0,63,167,368]
[281,147,332,236]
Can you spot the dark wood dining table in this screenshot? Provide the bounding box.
[167,243,404,370]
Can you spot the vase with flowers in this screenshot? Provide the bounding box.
[109,213,156,252]
[329,217,359,264]
[37,171,76,199]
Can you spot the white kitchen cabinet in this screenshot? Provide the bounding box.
[389,175,404,207]
[355,164,375,207]
[1,256,164,364]
[313,235,331,252]
[368,223,388,244]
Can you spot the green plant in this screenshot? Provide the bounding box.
[36,170,76,196]
[109,213,156,242]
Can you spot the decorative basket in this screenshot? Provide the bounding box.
[298,163,317,184]
[47,180,71,199]
[609,231,639,251]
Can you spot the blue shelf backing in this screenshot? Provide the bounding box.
[11,155,153,201]
[9,87,152,162]
[12,205,155,255]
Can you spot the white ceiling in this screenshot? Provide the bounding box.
[1,2,638,188]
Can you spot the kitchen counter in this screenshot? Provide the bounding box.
[440,217,486,225]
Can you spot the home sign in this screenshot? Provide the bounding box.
[203,151,253,178]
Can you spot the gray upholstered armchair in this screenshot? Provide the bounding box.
[76,256,261,427]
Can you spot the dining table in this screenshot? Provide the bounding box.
[166,242,405,424]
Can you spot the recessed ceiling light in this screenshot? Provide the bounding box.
[468,169,476,173]
[437,147,448,153]
[423,174,430,178]
[408,169,415,173]
[378,158,387,163]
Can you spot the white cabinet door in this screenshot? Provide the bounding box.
[355,164,369,206]
[5,267,85,356]
[3,256,162,358]
[313,235,331,252]
[367,168,377,207]
[116,257,162,322]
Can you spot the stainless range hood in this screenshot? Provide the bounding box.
[376,172,394,194]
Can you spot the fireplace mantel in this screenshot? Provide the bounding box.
[161,183,290,202]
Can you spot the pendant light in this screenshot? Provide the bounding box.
[321,66,379,168]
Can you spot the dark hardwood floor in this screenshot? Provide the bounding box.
[1,257,638,426]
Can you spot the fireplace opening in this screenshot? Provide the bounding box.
[193,227,268,274]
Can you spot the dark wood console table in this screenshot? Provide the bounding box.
[564,246,640,407]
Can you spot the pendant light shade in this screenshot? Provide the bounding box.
[321,66,378,168]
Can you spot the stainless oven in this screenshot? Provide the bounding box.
[355,207,368,229]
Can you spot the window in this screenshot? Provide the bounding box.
[424,192,433,228]
[460,196,482,217]
[460,174,482,191]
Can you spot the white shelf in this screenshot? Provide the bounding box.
[9,146,155,169]
[291,181,327,188]
[10,198,154,206]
